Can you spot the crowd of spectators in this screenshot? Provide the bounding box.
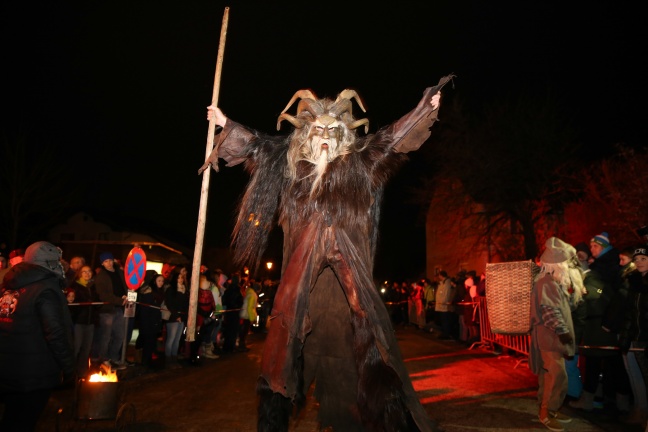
[55,255,270,374]
[3,230,648,431]
[381,269,486,345]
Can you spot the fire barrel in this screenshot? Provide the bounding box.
[76,380,120,420]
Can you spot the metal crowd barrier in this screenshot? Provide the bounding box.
[469,296,530,368]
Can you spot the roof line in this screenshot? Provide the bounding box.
[58,240,184,255]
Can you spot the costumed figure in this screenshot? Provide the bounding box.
[529,237,582,431]
[200,74,454,432]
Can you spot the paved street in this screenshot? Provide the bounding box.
[35,325,642,432]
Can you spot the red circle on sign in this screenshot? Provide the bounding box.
[124,247,147,290]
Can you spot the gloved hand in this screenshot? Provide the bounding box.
[558,332,573,345]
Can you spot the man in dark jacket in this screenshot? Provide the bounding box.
[92,251,128,371]
[0,241,75,431]
[570,232,632,413]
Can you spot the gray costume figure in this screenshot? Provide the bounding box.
[529,237,577,429]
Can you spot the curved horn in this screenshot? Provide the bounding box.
[334,89,366,113]
[329,89,369,133]
[281,89,317,114]
[277,98,324,130]
[296,98,325,116]
[330,99,352,118]
[348,118,369,134]
[277,113,305,131]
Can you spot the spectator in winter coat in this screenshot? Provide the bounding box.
[571,232,631,413]
[617,246,648,425]
[0,241,75,431]
[135,271,164,368]
[589,231,622,292]
[68,265,100,379]
[238,279,259,352]
[192,274,219,360]
[435,271,456,340]
[164,270,190,363]
[221,272,243,354]
[92,252,128,371]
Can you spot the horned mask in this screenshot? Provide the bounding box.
[277,89,370,135]
[278,89,371,195]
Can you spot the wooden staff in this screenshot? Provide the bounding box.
[187,7,230,342]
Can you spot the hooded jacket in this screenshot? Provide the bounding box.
[0,262,75,393]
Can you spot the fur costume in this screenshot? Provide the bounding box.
[200,75,454,431]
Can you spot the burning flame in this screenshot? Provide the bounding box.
[87,363,118,382]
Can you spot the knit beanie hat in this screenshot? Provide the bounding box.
[540,237,576,264]
[24,241,65,278]
[99,251,114,263]
[634,246,648,259]
[591,232,611,248]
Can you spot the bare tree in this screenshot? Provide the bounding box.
[420,87,579,261]
[564,144,648,247]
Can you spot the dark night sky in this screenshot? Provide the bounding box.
[3,2,646,279]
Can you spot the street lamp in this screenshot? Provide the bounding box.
[266,262,273,280]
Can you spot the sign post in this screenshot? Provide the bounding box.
[121,246,147,363]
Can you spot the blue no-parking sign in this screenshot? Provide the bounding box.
[124,246,147,290]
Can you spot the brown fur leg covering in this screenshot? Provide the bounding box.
[353,315,417,432]
[257,377,292,432]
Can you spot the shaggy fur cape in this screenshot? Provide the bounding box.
[202,76,453,432]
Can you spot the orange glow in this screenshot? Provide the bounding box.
[88,364,118,382]
[88,373,118,382]
[88,372,118,382]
